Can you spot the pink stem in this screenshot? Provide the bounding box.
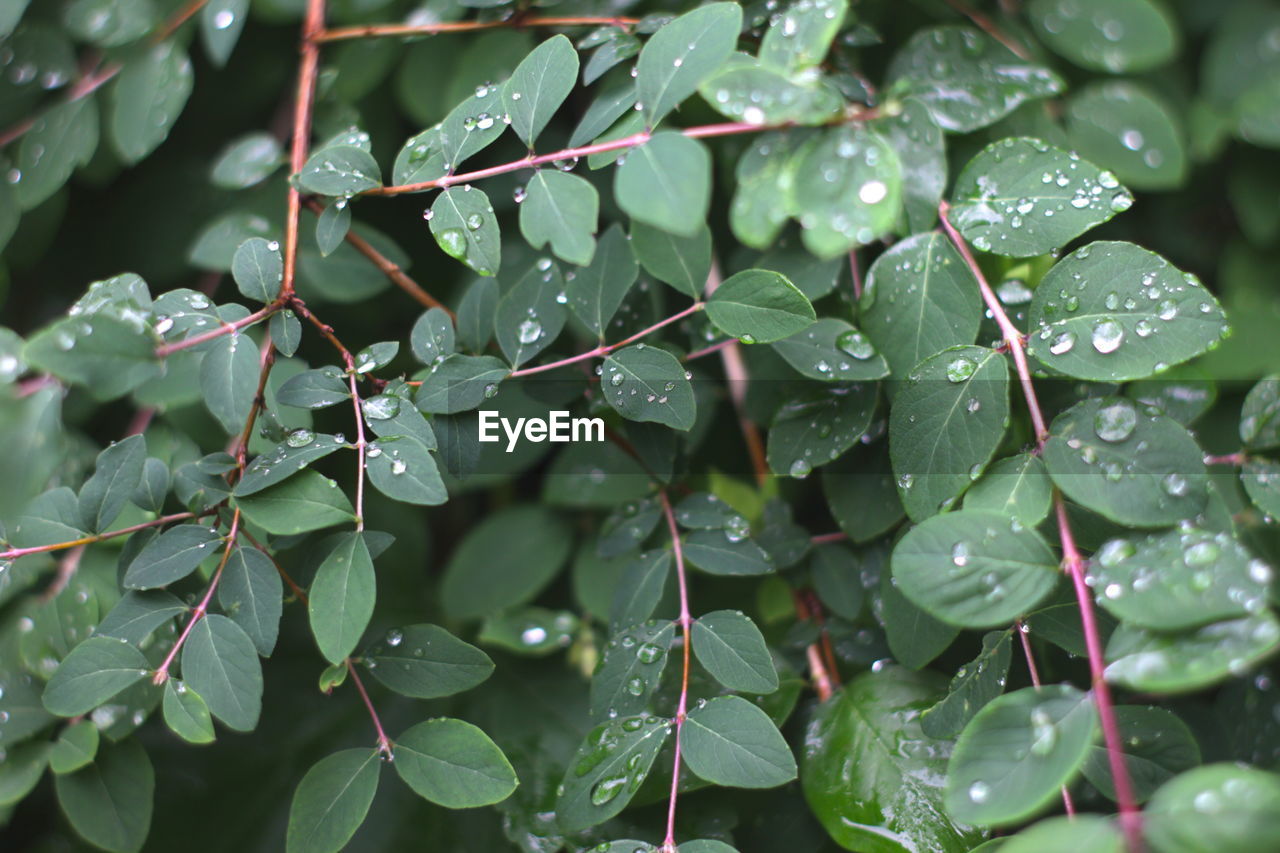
[1204,452,1247,466]
[849,250,863,301]
[1017,619,1076,815]
[2,511,198,561]
[507,302,704,378]
[659,491,692,852]
[684,338,736,361]
[155,305,278,358]
[346,660,393,756]
[153,510,241,685]
[810,531,848,545]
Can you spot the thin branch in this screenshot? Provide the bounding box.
[1057,497,1142,848]
[153,510,241,685]
[303,199,453,316]
[810,531,848,545]
[658,490,692,853]
[848,250,863,301]
[1017,619,1076,816]
[40,545,85,602]
[346,660,394,756]
[507,302,705,378]
[364,112,876,198]
[942,0,1031,59]
[0,0,210,149]
[282,0,327,299]
[314,15,639,43]
[791,590,836,702]
[348,370,367,531]
[704,262,770,486]
[1204,452,1248,466]
[684,338,735,362]
[939,201,1049,445]
[1,512,197,561]
[231,334,278,472]
[938,201,1140,849]
[155,304,279,358]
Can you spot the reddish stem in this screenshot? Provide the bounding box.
[155,304,278,358]
[345,660,393,756]
[314,15,639,43]
[848,250,863,301]
[810,531,848,545]
[1017,620,1076,815]
[658,491,692,852]
[363,114,873,198]
[507,302,705,378]
[939,201,1049,445]
[942,0,1031,59]
[153,510,241,685]
[1204,452,1247,466]
[282,0,326,298]
[1,512,198,561]
[684,338,736,362]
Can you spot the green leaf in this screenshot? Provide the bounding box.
[878,97,947,233]
[231,237,283,303]
[681,695,797,788]
[1001,815,1123,853]
[611,550,672,630]
[590,620,675,721]
[684,529,773,576]
[615,132,711,238]
[495,261,568,367]
[65,0,153,46]
[892,509,1060,628]
[601,345,697,431]
[1090,527,1270,631]
[860,232,982,380]
[519,170,599,266]
[457,279,499,353]
[409,307,456,366]
[1104,613,1280,693]
[881,562,962,667]
[691,610,778,693]
[944,685,1098,826]
[277,367,349,409]
[309,533,375,665]
[888,26,1063,133]
[441,505,571,620]
[218,546,283,656]
[766,383,877,478]
[50,719,100,774]
[700,59,844,125]
[556,714,671,831]
[1241,376,1280,450]
[1027,243,1227,381]
[1243,459,1280,517]
[503,34,579,147]
[182,614,262,732]
[414,354,510,414]
[123,524,222,590]
[54,739,154,853]
[394,718,518,807]
[707,269,815,344]
[13,95,98,210]
[1080,706,1199,803]
[163,680,216,744]
[802,667,983,853]
[631,221,712,298]
[565,224,639,337]
[79,434,146,532]
[235,432,347,497]
[365,435,447,506]
[809,543,864,620]
[430,186,500,276]
[200,331,260,435]
[235,469,356,535]
[0,741,50,807]
[130,457,170,513]
[790,125,902,258]
[1028,0,1177,73]
[1066,82,1187,190]
[759,0,847,72]
[921,631,1014,740]
[110,42,193,164]
[315,201,350,256]
[729,130,799,249]
[25,314,160,401]
[964,453,1053,526]
[43,636,150,717]
[286,749,380,853]
[297,145,381,197]
[949,138,1133,258]
[210,133,282,189]
[200,0,249,67]
[363,623,494,698]
[478,607,579,655]
[889,346,1010,521]
[1144,764,1280,853]
[95,591,187,645]
[637,3,743,126]
[1042,397,1207,527]
[771,318,889,381]
[433,81,508,173]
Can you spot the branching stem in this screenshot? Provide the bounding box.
[658,490,692,853]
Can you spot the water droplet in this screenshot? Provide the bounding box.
[836,329,875,360]
[385,629,403,647]
[1094,398,1137,442]
[946,357,976,383]
[1091,319,1124,354]
[285,428,316,447]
